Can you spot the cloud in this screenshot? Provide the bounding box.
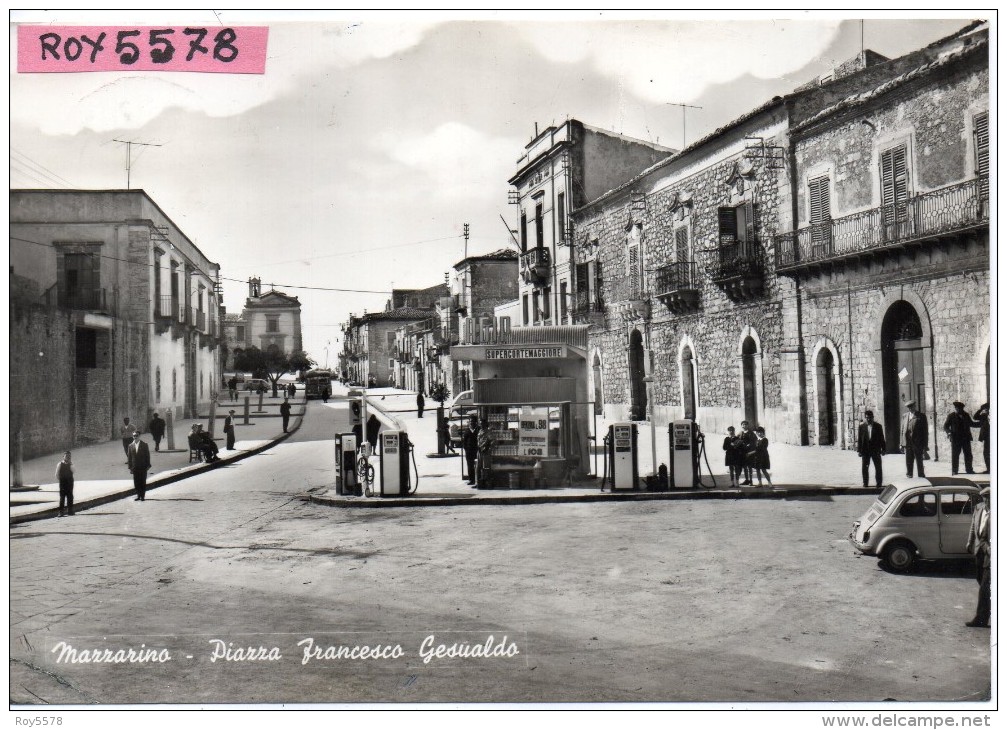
[515,19,841,103]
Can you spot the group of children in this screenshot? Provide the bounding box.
[722,421,772,488]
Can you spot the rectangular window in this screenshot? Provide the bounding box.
[60,252,100,308]
[556,193,566,242]
[267,317,279,333]
[594,260,603,309]
[718,207,737,246]
[75,328,97,368]
[542,286,552,320]
[522,294,529,325]
[808,176,832,252]
[154,253,162,304]
[560,281,568,320]
[520,212,528,252]
[535,201,544,248]
[532,291,540,322]
[236,326,245,340]
[880,144,909,224]
[675,227,689,264]
[974,111,989,205]
[718,202,754,247]
[627,244,640,297]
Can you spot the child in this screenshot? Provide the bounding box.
[753,427,773,488]
[723,427,742,487]
[55,451,74,517]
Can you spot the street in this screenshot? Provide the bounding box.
[10,398,990,705]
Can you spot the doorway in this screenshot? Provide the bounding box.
[881,301,925,452]
[629,330,647,421]
[815,348,837,445]
[742,336,758,427]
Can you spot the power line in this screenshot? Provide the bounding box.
[229,234,463,271]
[10,149,76,188]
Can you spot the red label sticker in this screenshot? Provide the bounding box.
[17,25,268,73]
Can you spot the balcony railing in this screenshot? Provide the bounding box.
[520,246,551,285]
[156,295,176,318]
[571,290,605,316]
[58,287,113,312]
[654,262,700,314]
[713,240,765,281]
[775,176,988,272]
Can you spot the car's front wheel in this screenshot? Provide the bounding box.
[883,539,917,572]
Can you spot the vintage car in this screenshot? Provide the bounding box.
[849,482,980,571]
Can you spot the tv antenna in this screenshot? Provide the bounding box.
[666,103,703,149]
[112,139,163,189]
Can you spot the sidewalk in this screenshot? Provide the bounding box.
[9,388,307,524]
[314,384,991,507]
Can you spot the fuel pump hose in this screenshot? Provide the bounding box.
[408,436,420,495]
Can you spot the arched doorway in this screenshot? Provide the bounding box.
[816,348,837,445]
[592,353,604,416]
[742,336,759,427]
[681,345,697,420]
[881,301,925,452]
[628,330,647,421]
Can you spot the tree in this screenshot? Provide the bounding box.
[233,347,315,396]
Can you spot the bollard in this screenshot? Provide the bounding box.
[244,396,250,425]
[165,410,176,451]
[207,396,217,439]
[257,390,264,413]
[10,430,23,489]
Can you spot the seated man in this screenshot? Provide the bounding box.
[187,425,203,460]
[195,425,220,462]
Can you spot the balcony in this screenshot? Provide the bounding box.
[571,290,605,322]
[774,176,988,275]
[654,262,700,314]
[711,240,766,302]
[57,287,115,313]
[520,247,551,286]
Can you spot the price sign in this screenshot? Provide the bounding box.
[518,406,548,457]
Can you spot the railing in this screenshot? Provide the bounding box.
[157,295,176,318]
[654,262,699,296]
[520,246,551,283]
[775,176,988,270]
[713,240,765,280]
[571,290,604,315]
[57,287,113,312]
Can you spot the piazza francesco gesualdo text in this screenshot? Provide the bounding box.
[49,635,520,666]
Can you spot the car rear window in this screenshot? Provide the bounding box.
[878,485,898,504]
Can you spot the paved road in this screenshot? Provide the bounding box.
[10,398,991,705]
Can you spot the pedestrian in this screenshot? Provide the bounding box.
[56,450,74,517]
[366,413,381,452]
[196,424,220,462]
[737,420,757,485]
[944,401,977,475]
[965,486,991,628]
[228,376,238,401]
[280,398,291,433]
[857,410,886,488]
[973,403,990,473]
[288,382,297,399]
[127,431,151,501]
[751,426,773,488]
[224,409,236,450]
[119,417,137,463]
[417,391,425,418]
[476,418,495,488]
[462,416,480,486]
[900,400,929,478]
[323,385,330,404]
[723,427,743,487]
[149,412,166,453]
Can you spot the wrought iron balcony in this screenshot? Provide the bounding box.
[654,262,700,314]
[571,290,605,318]
[58,287,114,312]
[711,240,765,302]
[774,176,988,274]
[156,295,176,319]
[520,246,551,285]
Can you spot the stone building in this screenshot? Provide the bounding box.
[223,277,303,370]
[570,22,988,452]
[509,120,674,329]
[10,189,223,457]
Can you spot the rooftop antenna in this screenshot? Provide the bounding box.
[111,139,163,189]
[666,103,703,149]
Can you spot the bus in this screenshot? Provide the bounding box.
[304,369,335,399]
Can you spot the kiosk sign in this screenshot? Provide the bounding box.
[486,347,564,360]
[518,406,549,456]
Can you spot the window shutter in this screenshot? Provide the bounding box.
[881,145,908,206]
[575,262,589,293]
[974,112,989,177]
[627,244,640,296]
[743,200,756,244]
[809,176,830,224]
[594,260,603,307]
[675,227,689,264]
[718,207,736,245]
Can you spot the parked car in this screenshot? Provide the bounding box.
[849,482,980,572]
[244,378,269,392]
[447,390,475,449]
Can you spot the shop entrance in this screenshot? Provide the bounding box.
[816,348,837,445]
[881,301,925,452]
[742,336,758,427]
[629,329,647,421]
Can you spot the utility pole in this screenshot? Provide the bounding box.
[112,139,163,189]
[666,103,703,149]
[463,223,470,260]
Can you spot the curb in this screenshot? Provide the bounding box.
[10,412,306,526]
[308,485,883,509]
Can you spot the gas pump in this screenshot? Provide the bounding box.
[379,430,416,496]
[606,422,639,491]
[335,432,360,496]
[669,420,702,488]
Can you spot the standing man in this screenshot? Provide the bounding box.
[944,401,977,475]
[974,403,990,473]
[119,417,137,463]
[857,410,886,488]
[288,382,297,399]
[280,398,292,433]
[737,420,758,486]
[900,400,929,478]
[224,409,236,450]
[127,431,151,501]
[366,413,381,452]
[462,415,480,486]
[965,487,991,628]
[149,412,166,453]
[417,391,425,419]
[228,376,238,401]
[56,451,74,517]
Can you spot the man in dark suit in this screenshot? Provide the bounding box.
[857,410,886,488]
[900,400,929,478]
[943,401,977,475]
[127,431,151,501]
[461,416,480,486]
[224,410,236,450]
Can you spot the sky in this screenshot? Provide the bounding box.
[8,10,982,367]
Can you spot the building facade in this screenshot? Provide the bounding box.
[10,189,223,457]
[223,277,303,371]
[509,120,674,329]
